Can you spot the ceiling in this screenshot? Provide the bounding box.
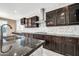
[0,3,72,20]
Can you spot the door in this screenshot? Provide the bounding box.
[46,10,56,26]
[43,35,52,50]
[76,39,79,56]
[31,16,39,27]
[25,18,28,28]
[21,18,26,25]
[64,37,77,56]
[53,36,63,53]
[56,8,66,25]
[69,3,79,24]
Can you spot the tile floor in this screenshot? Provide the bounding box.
[30,45,64,56]
[43,48,64,56]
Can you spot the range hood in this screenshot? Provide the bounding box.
[35,8,46,23]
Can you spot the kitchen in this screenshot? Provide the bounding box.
[0,3,79,56]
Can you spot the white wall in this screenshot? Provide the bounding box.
[16,3,79,35]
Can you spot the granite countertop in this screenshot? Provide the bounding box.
[12,32,79,38]
[34,33,79,38]
[0,37,44,56]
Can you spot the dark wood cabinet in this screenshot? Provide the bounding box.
[43,35,52,50]
[28,33,79,56]
[43,35,65,54]
[27,18,31,27]
[43,35,78,56]
[25,18,28,27]
[51,36,55,51]
[76,39,79,56]
[21,18,26,25]
[33,34,38,39]
[53,36,62,53]
[46,10,56,26]
[46,3,79,26]
[25,33,79,56]
[51,36,65,54]
[64,37,77,56]
[31,16,39,27]
[21,16,39,28]
[68,3,79,24]
[56,8,66,25]
[33,34,44,40]
[46,7,66,26]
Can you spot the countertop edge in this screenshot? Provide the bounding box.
[24,41,44,56]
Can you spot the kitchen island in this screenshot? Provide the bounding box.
[0,33,45,56]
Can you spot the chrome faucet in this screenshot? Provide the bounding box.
[0,24,12,53]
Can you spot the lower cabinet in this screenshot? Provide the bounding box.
[31,33,79,56]
[76,39,79,56]
[52,36,62,53]
[43,35,78,56]
[51,36,66,55]
[64,37,77,56]
[43,35,52,50]
[33,34,44,40]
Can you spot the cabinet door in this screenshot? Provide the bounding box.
[53,36,62,53]
[43,35,52,50]
[24,16,39,28]
[52,36,66,55]
[33,34,39,39]
[38,35,44,40]
[46,10,56,26]
[56,8,66,25]
[21,18,26,25]
[61,37,66,55]
[25,18,28,27]
[33,34,43,40]
[69,3,79,24]
[28,18,32,27]
[51,36,55,51]
[44,36,65,55]
[31,16,39,27]
[76,39,79,56]
[65,37,77,56]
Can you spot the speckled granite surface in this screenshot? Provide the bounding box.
[12,32,79,38]
[0,38,44,56]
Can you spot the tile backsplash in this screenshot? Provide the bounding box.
[46,25,79,35]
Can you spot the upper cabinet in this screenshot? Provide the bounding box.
[68,4,79,25]
[31,16,39,27]
[21,16,39,28]
[46,10,56,26]
[56,8,66,25]
[46,3,79,27]
[21,18,26,25]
